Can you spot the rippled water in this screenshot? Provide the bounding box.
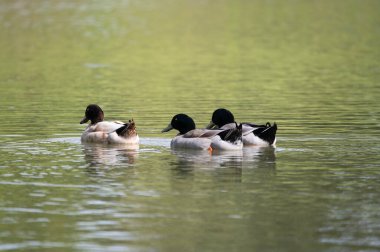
[1,0,380,251]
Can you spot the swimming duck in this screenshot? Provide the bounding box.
[161,114,243,151]
[80,104,139,145]
[206,108,277,146]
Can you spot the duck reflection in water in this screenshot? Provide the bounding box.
[82,142,139,168]
[169,146,276,179]
[242,146,277,169]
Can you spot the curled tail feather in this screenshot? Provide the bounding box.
[116,119,137,137]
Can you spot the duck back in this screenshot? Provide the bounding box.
[171,135,212,150]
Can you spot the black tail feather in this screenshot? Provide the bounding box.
[218,123,243,144]
[252,122,277,145]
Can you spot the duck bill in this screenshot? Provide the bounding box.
[205,121,216,129]
[80,116,89,124]
[161,124,173,133]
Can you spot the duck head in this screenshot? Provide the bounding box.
[206,108,235,129]
[161,114,196,135]
[80,104,104,124]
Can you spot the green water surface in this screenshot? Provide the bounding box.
[0,0,379,251]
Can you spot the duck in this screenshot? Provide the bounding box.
[206,108,277,146]
[161,114,243,151]
[80,104,139,145]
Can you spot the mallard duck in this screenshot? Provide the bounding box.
[80,104,139,145]
[161,114,243,151]
[206,108,277,146]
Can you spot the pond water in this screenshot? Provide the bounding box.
[0,0,379,251]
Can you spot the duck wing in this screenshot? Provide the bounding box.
[182,129,223,138]
[93,121,124,132]
[221,123,256,136]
